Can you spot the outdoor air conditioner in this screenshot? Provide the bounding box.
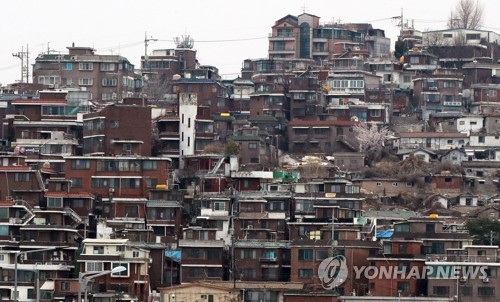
[482,278,490,283]
[247,225,253,229]
[459,277,467,282]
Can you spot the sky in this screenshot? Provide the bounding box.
[1,0,500,85]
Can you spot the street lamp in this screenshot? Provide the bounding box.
[78,266,126,302]
[14,247,60,302]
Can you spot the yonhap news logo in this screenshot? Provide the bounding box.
[318,255,348,289]
[317,255,489,288]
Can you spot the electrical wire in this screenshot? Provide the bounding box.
[0,64,20,72]
[157,37,267,43]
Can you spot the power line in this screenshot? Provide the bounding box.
[157,37,267,43]
[0,64,21,72]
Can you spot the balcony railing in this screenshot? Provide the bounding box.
[426,254,499,263]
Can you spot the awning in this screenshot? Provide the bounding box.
[40,280,55,290]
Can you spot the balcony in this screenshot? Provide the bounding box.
[159,131,180,140]
[200,208,229,217]
[260,256,278,262]
[195,132,215,139]
[426,254,499,263]
[269,47,296,55]
[268,33,296,41]
[312,50,330,57]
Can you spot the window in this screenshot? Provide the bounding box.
[460,286,472,296]
[298,269,313,278]
[79,62,93,70]
[110,121,120,128]
[207,250,220,260]
[398,262,408,273]
[345,185,360,194]
[240,250,256,259]
[443,81,456,88]
[122,143,132,154]
[370,109,381,117]
[466,33,480,40]
[426,223,435,233]
[241,268,257,279]
[79,78,94,86]
[71,178,82,188]
[38,76,61,85]
[132,251,139,258]
[15,173,30,182]
[331,184,341,193]
[62,63,72,70]
[397,281,410,294]
[433,286,450,296]
[213,202,226,211]
[111,262,129,277]
[316,250,329,261]
[60,282,69,291]
[71,159,90,170]
[248,143,257,149]
[125,206,139,217]
[444,177,452,183]
[93,246,104,254]
[478,286,494,297]
[146,178,158,189]
[47,197,62,208]
[86,262,103,271]
[100,63,115,71]
[298,249,313,261]
[479,136,485,143]
[143,160,157,170]
[102,78,117,86]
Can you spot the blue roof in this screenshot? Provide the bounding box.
[376,229,394,239]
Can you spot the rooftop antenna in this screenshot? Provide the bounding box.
[12,45,30,84]
[301,3,307,13]
[174,35,194,49]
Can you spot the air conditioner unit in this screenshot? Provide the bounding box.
[247,225,253,229]
[71,56,77,60]
[482,277,490,283]
[459,277,467,282]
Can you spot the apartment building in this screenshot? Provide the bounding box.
[33,46,138,102]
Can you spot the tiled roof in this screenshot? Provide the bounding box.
[288,119,357,127]
[398,132,468,138]
[45,192,94,198]
[0,166,31,171]
[12,99,68,105]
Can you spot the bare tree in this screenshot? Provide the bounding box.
[353,123,394,165]
[423,31,449,47]
[447,0,484,30]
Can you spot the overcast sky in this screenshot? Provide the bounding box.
[1,0,499,85]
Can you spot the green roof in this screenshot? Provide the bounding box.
[231,136,261,141]
[213,115,235,121]
[249,115,277,122]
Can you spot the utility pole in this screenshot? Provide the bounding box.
[143,32,158,106]
[12,45,30,84]
[144,32,158,73]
